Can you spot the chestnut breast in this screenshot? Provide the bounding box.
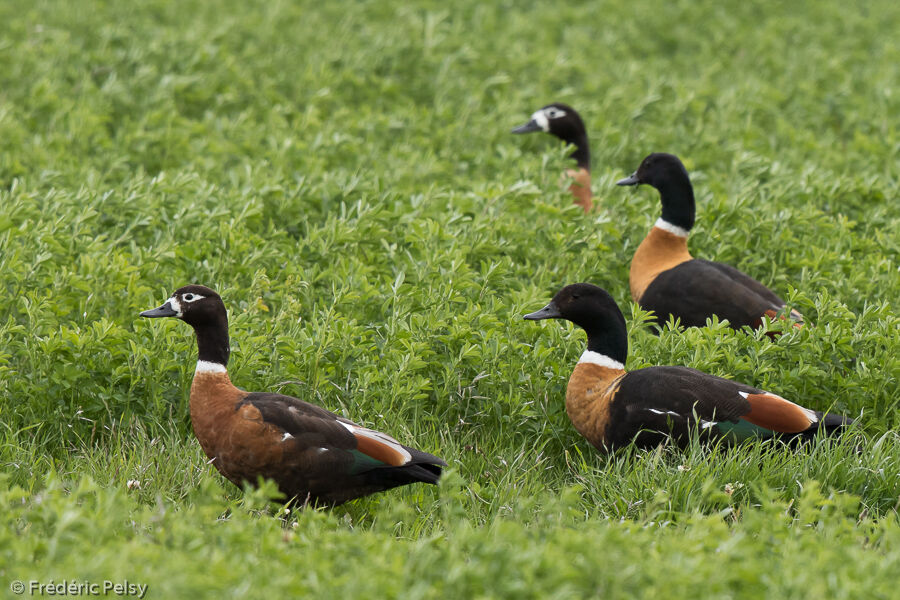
[565,167,593,213]
[565,363,626,450]
[630,227,693,301]
[189,372,285,484]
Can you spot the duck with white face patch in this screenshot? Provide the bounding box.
[140,284,446,506]
[524,283,852,451]
[512,102,593,213]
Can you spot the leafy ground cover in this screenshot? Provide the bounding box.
[1,0,898,597]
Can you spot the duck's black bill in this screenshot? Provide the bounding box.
[511,120,541,134]
[140,302,177,318]
[616,172,640,186]
[523,301,562,320]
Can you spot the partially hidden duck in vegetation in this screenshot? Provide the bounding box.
[524,283,852,451]
[617,153,803,333]
[512,103,593,213]
[141,285,445,506]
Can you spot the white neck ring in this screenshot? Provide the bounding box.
[654,218,689,238]
[578,350,625,370]
[196,360,227,374]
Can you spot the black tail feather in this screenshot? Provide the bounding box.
[363,461,444,488]
[819,411,854,431]
[800,411,854,439]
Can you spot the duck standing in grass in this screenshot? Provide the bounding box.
[524,283,851,450]
[512,103,593,213]
[617,153,803,332]
[140,285,445,506]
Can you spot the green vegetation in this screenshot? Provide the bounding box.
[1,0,898,597]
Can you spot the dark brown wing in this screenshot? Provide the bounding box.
[640,259,786,329]
[606,367,830,448]
[699,260,787,307]
[606,366,756,448]
[236,393,445,505]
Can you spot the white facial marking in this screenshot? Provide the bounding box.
[195,360,227,374]
[577,350,625,371]
[530,109,550,132]
[543,107,567,120]
[167,296,183,317]
[181,293,206,303]
[281,432,294,441]
[653,218,690,238]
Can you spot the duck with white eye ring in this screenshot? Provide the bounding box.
[512,102,593,213]
[140,284,446,506]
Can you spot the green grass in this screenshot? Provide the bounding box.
[1,0,899,597]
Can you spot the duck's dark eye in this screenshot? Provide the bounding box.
[571,294,580,300]
[183,294,194,301]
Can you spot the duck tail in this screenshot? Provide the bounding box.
[803,411,854,438]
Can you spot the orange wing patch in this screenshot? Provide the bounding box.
[352,429,411,467]
[741,392,816,433]
[756,309,804,338]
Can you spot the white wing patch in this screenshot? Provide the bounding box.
[647,408,681,417]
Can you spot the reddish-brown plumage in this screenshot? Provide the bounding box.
[752,309,805,339]
[741,393,814,433]
[618,154,804,332]
[630,227,693,302]
[565,362,625,449]
[141,284,446,506]
[513,103,594,212]
[189,371,286,488]
[353,433,409,467]
[525,283,852,451]
[566,167,593,213]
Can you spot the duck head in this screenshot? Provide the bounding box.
[512,103,590,170]
[141,284,230,368]
[524,283,628,364]
[617,153,695,232]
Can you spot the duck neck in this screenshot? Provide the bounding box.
[193,319,230,372]
[657,178,695,233]
[569,131,591,171]
[583,325,627,367]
